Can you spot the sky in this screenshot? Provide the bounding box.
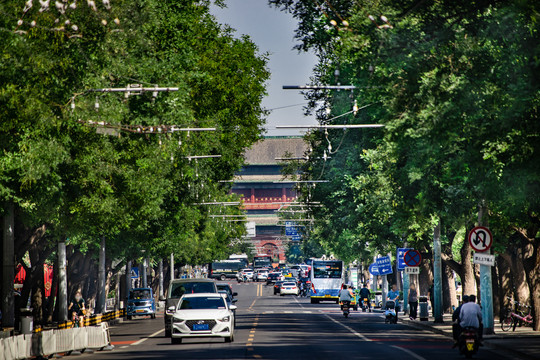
[209,0,318,137]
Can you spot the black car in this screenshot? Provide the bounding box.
[266,272,282,285]
[273,280,285,295]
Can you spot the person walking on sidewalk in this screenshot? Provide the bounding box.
[408,283,418,320]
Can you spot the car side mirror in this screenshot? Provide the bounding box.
[232,299,238,303]
[233,292,238,297]
[230,305,237,311]
[167,306,175,313]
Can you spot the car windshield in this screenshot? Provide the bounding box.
[179,296,226,310]
[283,282,296,286]
[129,289,151,300]
[171,282,216,298]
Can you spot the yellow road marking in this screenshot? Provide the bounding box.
[248,299,257,311]
[254,355,262,359]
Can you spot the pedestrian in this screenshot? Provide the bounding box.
[428,283,434,316]
[408,283,418,320]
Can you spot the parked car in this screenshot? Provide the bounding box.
[280,281,299,296]
[126,288,156,320]
[273,280,285,295]
[169,293,236,344]
[164,279,218,337]
[255,269,269,282]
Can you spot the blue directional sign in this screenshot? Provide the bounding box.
[397,248,412,270]
[376,256,393,275]
[292,235,302,241]
[131,267,139,279]
[285,221,298,236]
[368,262,380,276]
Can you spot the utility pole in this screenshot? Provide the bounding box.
[125,260,132,311]
[142,258,147,288]
[96,236,106,314]
[402,243,410,315]
[2,202,15,328]
[58,241,68,322]
[433,219,443,322]
[170,253,174,281]
[479,202,494,334]
[159,259,164,300]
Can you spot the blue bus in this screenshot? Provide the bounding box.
[310,259,344,304]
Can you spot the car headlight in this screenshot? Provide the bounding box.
[219,316,231,322]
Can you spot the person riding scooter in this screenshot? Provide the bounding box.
[459,295,483,342]
[339,285,353,316]
[359,284,371,312]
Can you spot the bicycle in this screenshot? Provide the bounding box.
[501,298,533,332]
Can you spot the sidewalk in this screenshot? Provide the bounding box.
[400,313,540,360]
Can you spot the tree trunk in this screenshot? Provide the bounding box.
[460,231,476,296]
[442,263,458,313]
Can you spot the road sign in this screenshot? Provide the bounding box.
[376,256,393,275]
[285,221,298,236]
[131,267,139,279]
[405,267,420,275]
[397,248,412,270]
[468,226,493,252]
[291,235,302,241]
[404,250,422,267]
[368,263,380,276]
[473,253,495,266]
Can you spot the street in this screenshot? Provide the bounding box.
[78,282,521,360]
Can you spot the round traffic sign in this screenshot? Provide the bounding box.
[468,226,493,252]
[368,263,380,276]
[404,250,422,267]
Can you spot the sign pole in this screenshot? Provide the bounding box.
[478,203,495,335]
[402,244,409,315]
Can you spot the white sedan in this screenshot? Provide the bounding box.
[280,281,299,296]
[169,293,236,344]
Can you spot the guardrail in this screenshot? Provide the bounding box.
[0,308,122,360]
[0,322,111,360]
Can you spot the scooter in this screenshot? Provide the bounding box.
[340,301,351,318]
[362,297,371,312]
[458,327,479,358]
[384,300,397,324]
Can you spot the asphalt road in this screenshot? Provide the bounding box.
[78,281,522,360]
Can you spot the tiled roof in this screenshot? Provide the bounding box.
[244,137,308,165]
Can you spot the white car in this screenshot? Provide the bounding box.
[169,293,236,344]
[255,269,269,282]
[280,281,299,296]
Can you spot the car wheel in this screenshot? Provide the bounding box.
[127,315,132,320]
[171,337,182,344]
[220,274,227,281]
[225,332,234,343]
[165,329,171,338]
[311,298,319,304]
[280,293,284,296]
[151,314,156,319]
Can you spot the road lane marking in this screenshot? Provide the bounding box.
[248,299,257,311]
[132,328,164,346]
[390,345,428,360]
[253,355,262,359]
[323,313,371,342]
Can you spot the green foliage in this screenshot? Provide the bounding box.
[1,0,269,264]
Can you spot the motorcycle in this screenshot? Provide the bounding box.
[362,297,371,312]
[340,300,351,318]
[458,327,479,358]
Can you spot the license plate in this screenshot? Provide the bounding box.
[466,343,474,351]
[193,324,209,331]
[325,295,331,298]
[136,310,145,313]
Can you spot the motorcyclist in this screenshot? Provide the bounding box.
[339,284,353,307]
[452,295,469,347]
[359,284,371,312]
[459,294,483,343]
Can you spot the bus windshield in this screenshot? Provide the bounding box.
[313,261,342,279]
